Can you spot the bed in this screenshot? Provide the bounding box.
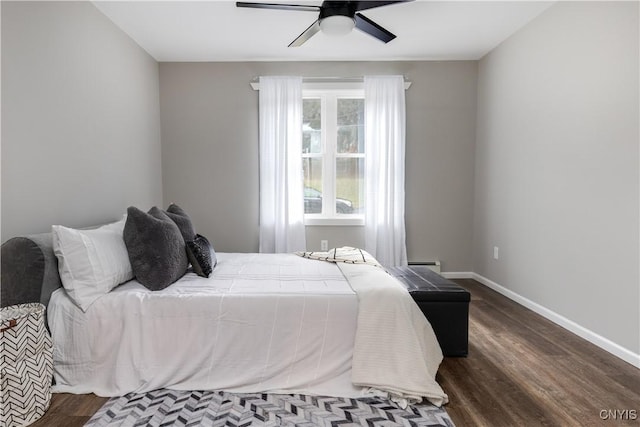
[1,220,448,407]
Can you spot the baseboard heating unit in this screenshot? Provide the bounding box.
[408,261,441,274]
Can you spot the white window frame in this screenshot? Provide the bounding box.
[251,79,410,227]
[303,87,365,226]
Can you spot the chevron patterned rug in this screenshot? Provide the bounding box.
[85,389,454,426]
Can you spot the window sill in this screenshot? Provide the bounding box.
[304,216,364,226]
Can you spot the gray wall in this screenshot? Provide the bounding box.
[159,61,477,270]
[1,1,163,240]
[473,2,639,354]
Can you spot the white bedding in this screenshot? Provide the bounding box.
[48,251,448,407]
[338,262,448,406]
[49,253,361,397]
[296,248,448,406]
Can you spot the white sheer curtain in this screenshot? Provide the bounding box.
[364,75,407,267]
[258,76,306,253]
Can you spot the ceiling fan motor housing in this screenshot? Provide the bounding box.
[319,1,357,19]
[236,0,408,45]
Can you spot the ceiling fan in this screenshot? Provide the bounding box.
[236,1,413,47]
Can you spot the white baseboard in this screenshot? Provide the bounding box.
[469,272,640,369]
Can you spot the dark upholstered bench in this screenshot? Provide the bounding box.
[388,265,470,357]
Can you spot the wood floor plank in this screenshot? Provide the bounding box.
[27,279,640,426]
[29,393,108,427]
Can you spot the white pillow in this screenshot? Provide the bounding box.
[52,218,133,311]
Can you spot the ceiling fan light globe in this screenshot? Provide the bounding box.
[319,16,355,36]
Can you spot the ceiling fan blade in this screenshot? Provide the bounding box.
[353,0,413,12]
[289,19,321,47]
[236,2,320,12]
[354,13,396,43]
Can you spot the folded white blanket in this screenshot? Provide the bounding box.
[295,247,382,268]
[296,248,448,407]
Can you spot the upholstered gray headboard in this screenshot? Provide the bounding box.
[1,233,62,309]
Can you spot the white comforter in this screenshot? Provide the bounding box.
[48,252,448,406]
[338,263,448,406]
[297,247,448,406]
[49,253,360,397]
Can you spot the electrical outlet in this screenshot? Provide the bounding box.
[493,246,499,260]
[321,240,329,251]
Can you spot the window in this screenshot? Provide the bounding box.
[302,89,364,225]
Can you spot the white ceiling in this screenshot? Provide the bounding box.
[93,1,554,62]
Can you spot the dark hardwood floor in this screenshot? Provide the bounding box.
[438,279,640,427]
[31,279,640,426]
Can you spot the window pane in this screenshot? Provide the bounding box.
[336,157,363,214]
[303,158,322,214]
[337,98,364,154]
[303,99,322,154]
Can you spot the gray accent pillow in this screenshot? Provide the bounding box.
[124,206,188,291]
[165,204,196,242]
[186,234,217,278]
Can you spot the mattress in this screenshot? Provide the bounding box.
[48,253,361,397]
